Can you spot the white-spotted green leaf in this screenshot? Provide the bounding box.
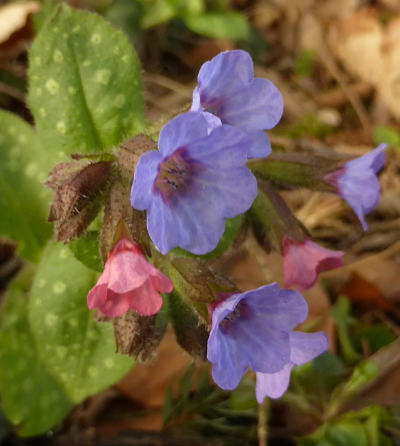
[29,241,133,403]
[28,3,145,156]
[0,111,53,262]
[0,284,73,436]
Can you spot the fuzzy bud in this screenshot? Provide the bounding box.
[46,160,111,242]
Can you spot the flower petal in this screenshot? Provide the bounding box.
[338,170,381,231]
[197,50,254,102]
[208,329,248,390]
[192,165,257,219]
[246,129,272,159]
[221,78,284,130]
[128,279,163,316]
[106,240,153,293]
[235,316,290,373]
[149,269,174,294]
[131,150,163,210]
[256,364,293,402]
[290,331,329,366]
[158,112,209,156]
[147,193,181,255]
[95,289,131,317]
[187,124,249,168]
[172,189,226,254]
[87,284,108,309]
[284,239,343,291]
[346,144,386,173]
[244,285,309,330]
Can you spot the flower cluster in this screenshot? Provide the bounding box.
[83,50,386,401]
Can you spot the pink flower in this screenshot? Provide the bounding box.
[87,238,174,317]
[283,237,344,291]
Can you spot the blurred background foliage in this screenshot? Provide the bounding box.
[0,0,400,445]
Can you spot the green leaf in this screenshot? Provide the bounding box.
[104,0,144,44]
[229,377,257,411]
[0,111,52,262]
[141,0,176,28]
[69,230,103,272]
[331,296,361,363]
[295,49,317,77]
[184,11,251,40]
[0,284,73,436]
[28,3,145,156]
[29,241,133,403]
[140,0,205,28]
[299,421,369,446]
[373,125,400,150]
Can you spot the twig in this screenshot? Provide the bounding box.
[318,43,372,135]
[144,73,193,99]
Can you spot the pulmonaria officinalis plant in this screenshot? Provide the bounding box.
[7,7,389,434]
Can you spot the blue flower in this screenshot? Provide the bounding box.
[256,331,328,402]
[130,112,258,255]
[191,50,284,159]
[325,144,387,231]
[207,283,327,391]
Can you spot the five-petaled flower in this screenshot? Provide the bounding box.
[130,111,258,255]
[283,237,344,291]
[191,49,284,159]
[87,237,173,317]
[325,144,387,231]
[207,283,327,393]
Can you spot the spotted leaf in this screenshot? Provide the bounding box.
[0,111,53,262]
[29,241,133,403]
[28,3,145,156]
[0,284,73,436]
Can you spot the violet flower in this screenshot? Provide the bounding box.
[325,144,387,231]
[87,237,173,317]
[283,237,344,291]
[130,112,258,255]
[256,331,328,402]
[207,283,327,393]
[191,50,284,158]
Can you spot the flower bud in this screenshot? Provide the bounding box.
[46,160,111,242]
[113,308,168,361]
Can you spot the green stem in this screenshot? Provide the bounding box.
[258,397,269,446]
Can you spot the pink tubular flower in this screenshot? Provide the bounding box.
[283,237,344,291]
[87,238,174,317]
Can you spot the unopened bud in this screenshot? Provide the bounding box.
[169,291,209,360]
[46,160,112,242]
[169,256,237,304]
[251,180,306,253]
[113,308,168,361]
[100,178,146,262]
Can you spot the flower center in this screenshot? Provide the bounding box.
[220,301,252,334]
[200,93,224,118]
[153,148,192,201]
